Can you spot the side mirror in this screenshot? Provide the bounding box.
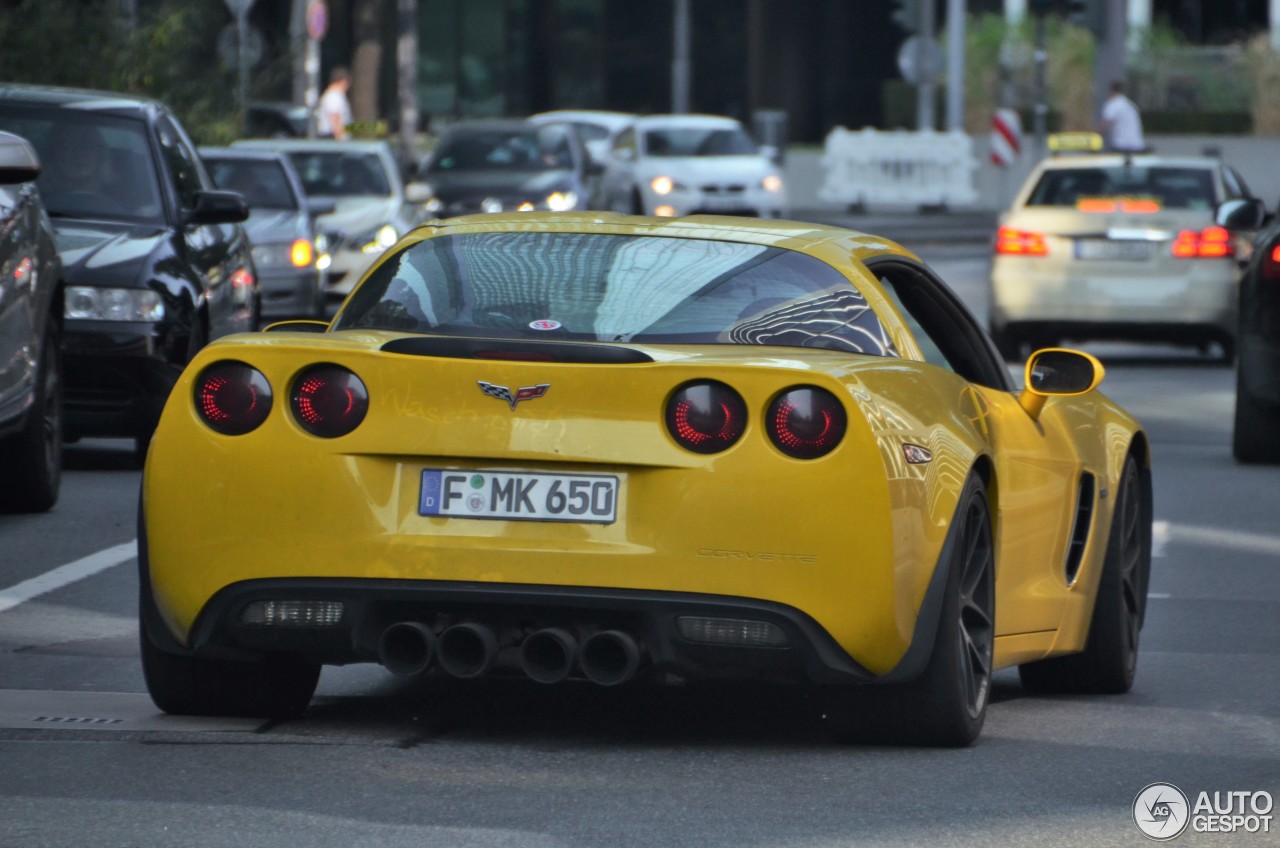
[614,147,635,163]
[1215,198,1265,231]
[404,182,433,204]
[0,131,41,185]
[306,197,337,218]
[187,190,249,225]
[1019,348,1105,419]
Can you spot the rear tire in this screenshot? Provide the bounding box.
[0,321,62,513]
[1019,454,1150,694]
[1232,379,1280,464]
[139,585,319,719]
[829,475,995,747]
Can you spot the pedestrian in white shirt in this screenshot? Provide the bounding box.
[317,67,353,140]
[1099,80,1144,152]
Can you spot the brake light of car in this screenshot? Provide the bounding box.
[290,364,369,437]
[1171,226,1233,259]
[1263,242,1280,281]
[290,239,314,268]
[665,380,747,454]
[994,227,1048,256]
[766,386,847,459]
[194,361,273,435]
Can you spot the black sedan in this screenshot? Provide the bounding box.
[202,147,334,320]
[418,120,598,217]
[0,84,255,459]
[0,131,62,512]
[1223,198,1280,462]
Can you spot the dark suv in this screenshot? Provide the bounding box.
[0,84,256,460]
[0,131,62,512]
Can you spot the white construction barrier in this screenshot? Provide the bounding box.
[819,127,978,209]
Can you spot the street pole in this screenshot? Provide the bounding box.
[945,0,965,132]
[397,0,419,168]
[917,0,937,131]
[672,0,692,113]
[1032,9,1047,156]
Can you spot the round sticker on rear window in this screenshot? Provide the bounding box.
[529,319,561,331]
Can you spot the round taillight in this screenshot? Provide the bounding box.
[194,361,273,435]
[665,380,747,454]
[290,364,368,437]
[766,386,847,459]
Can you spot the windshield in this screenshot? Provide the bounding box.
[337,232,896,355]
[285,150,392,198]
[1026,166,1218,211]
[206,158,298,210]
[643,127,757,157]
[0,106,165,224]
[429,126,575,172]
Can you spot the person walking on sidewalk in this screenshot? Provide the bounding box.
[317,67,353,140]
[1098,80,1145,152]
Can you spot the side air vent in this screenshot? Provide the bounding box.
[381,336,653,364]
[1064,473,1096,585]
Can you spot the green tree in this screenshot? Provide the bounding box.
[0,0,286,143]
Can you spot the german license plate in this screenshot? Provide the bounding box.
[419,469,618,524]
[1075,239,1151,261]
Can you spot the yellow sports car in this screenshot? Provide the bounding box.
[139,214,1152,747]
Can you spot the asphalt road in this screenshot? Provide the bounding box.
[0,243,1277,847]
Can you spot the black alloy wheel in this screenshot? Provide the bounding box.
[829,474,995,747]
[1232,375,1280,463]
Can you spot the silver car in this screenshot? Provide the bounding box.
[202,147,334,320]
[233,139,432,301]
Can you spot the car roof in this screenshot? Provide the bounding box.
[633,114,743,130]
[411,212,914,266]
[1037,153,1223,171]
[0,83,158,118]
[232,138,393,155]
[529,110,634,126]
[199,146,291,163]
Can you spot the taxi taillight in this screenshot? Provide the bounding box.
[1172,226,1233,259]
[994,227,1048,257]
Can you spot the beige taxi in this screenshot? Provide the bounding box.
[989,134,1257,360]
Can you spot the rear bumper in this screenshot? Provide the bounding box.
[156,577,879,685]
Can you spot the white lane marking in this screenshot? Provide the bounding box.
[0,541,136,614]
[1152,520,1170,558]
[1148,593,1172,599]
[1162,522,1280,557]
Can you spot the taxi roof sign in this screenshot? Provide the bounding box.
[1048,132,1104,154]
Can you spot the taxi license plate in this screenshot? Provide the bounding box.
[1075,239,1152,261]
[419,469,618,524]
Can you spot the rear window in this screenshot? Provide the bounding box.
[337,232,896,356]
[206,158,298,209]
[1026,166,1217,211]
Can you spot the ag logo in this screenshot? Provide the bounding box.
[1134,783,1190,840]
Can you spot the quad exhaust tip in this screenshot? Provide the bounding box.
[378,621,437,677]
[437,622,499,679]
[519,628,579,684]
[579,629,642,687]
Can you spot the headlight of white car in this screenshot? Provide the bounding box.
[65,286,164,322]
[650,176,687,196]
[545,190,578,212]
[762,174,784,193]
[358,224,399,254]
